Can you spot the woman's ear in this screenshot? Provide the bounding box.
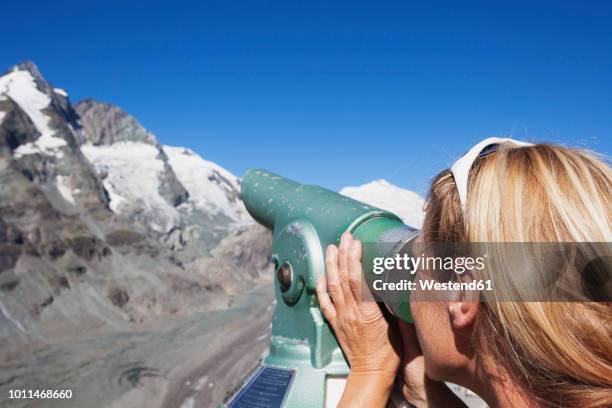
[448,296,479,329]
[447,268,481,330]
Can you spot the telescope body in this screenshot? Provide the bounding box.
[224,169,417,408]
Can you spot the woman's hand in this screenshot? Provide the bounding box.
[316,232,402,407]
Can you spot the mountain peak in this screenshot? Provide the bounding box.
[12,61,43,79]
[0,62,74,158]
[340,180,425,228]
[75,98,158,146]
[368,179,392,187]
[4,61,53,95]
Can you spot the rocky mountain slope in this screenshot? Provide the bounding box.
[0,61,272,342]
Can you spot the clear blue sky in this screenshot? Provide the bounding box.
[3,1,611,194]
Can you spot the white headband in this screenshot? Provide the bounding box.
[450,137,534,210]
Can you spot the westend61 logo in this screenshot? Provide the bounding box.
[372,253,487,275]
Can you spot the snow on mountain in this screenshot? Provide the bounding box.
[81,141,181,232]
[340,179,425,228]
[53,88,68,97]
[76,99,250,240]
[55,175,76,204]
[0,68,67,158]
[163,146,249,223]
[0,62,111,215]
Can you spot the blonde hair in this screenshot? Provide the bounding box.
[423,143,612,407]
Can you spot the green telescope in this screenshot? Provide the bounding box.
[223,169,418,408]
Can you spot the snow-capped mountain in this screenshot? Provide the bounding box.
[76,98,190,235]
[340,179,425,228]
[75,100,248,227]
[75,99,251,255]
[81,140,189,232]
[0,68,67,158]
[0,62,109,214]
[163,145,249,222]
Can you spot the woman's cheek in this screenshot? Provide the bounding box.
[411,289,454,381]
[410,291,434,359]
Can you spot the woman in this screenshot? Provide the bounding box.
[316,139,611,407]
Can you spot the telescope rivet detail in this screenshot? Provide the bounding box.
[277,262,293,293]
